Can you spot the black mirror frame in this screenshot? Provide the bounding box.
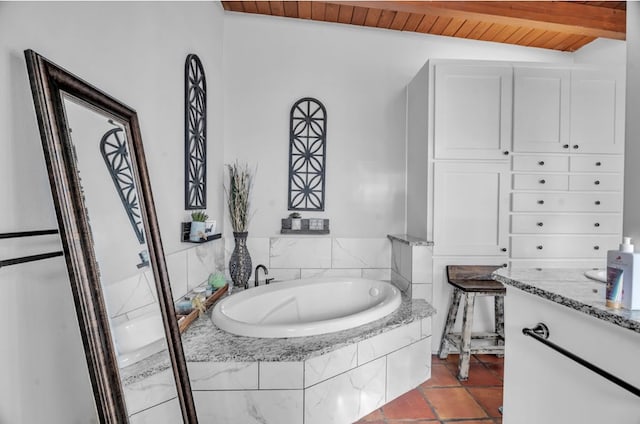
[24,49,198,423]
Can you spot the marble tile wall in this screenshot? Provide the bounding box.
[390,238,433,302]
[224,236,392,283]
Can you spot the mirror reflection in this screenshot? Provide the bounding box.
[62,95,181,421]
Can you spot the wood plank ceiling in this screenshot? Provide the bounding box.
[221,1,626,52]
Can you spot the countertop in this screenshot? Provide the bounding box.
[181,294,436,363]
[493,268,640,334]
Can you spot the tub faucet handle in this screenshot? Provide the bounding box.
[265,277,274,285]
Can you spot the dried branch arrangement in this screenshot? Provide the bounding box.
[226,161,253,233]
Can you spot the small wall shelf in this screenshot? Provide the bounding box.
[280,218,330,235]
[181,222,222,243]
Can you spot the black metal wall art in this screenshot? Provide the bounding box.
[184,53,207,210]
[100,126,145,244]
[288,97,327,211]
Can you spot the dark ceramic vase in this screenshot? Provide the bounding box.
[229,231,252,289]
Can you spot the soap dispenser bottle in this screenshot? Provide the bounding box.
[606,237,640,310]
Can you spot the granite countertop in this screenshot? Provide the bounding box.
[387,234,434,246]
[493,268,640,334]
[181,294,436,363]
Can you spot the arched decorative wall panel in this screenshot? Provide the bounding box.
[288,97,327,211]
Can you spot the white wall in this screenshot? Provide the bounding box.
[223,12,572,239]
[0,2,225,423]
[624,2,640,245]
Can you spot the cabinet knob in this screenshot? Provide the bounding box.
[501,248,507,252]
[594,222,600,227]
[536,245,544,250]
[539,179,546,184]
[595,161,602,167]
[537,200,545,205]
[503,150,510,155]
[594,245,600,250]
[538,161,545,166]
[595,200,601,205]
[502,263,508,268]
[573,144,579,149]
[537,222,544,227]
[594,180,600,185]
[563,144,569,149]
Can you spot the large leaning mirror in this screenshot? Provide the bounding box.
[24,50,198,423]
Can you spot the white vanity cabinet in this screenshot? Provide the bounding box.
[502,286,640,424]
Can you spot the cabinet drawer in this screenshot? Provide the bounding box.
[512,174,568,190]
[569,174,623,191]
[570,155,624,172]
[510,214,622,234]
[512,192,622,212]
[510,235,619,258]
[512,155,569,172]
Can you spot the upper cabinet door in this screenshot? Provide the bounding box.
[434,63,512,160]
[513,67,570,153]
[570,68,625,154]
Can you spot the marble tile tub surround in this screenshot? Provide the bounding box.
[182,294,435,424]
[223,236,393,282]
[493,268,640,334]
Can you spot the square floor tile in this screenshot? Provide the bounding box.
[468,387,503,417]
[422,387,488,420]
[460,363,503,387]
[419,364,460,388]
[382,389,436,420]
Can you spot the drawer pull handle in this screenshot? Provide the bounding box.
[538,161,545,166]
[596,161,602,166]
[537,200,545,205]
[594,222,600,227]
[594,246,600,250]
[563,144,569,149]
[539,179,546,184]
[503,150,509,155]
[595,200,601,205]
[573,144,579,149]
[501,248,507,252]
[537,245,544,250]
[537,222,544,227]
[594,180,600,185]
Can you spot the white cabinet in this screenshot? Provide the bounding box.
[513,66,625,155]
[570,68,625,154]
[433,162,509,256]
[513,67,570,153]
[503,288,640,424]
[433,63,512,160]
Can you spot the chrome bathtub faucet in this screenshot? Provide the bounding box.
[254,264,274,287]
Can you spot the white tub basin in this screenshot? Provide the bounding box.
[113,312,167,368]
[212,277,402,338]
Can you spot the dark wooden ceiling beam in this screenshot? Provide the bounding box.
[330,1,626,40]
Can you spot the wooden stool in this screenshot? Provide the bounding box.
[438,265,506,381]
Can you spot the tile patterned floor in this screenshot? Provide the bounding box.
[354,354,504,424]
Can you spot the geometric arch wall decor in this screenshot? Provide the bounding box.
[288,97,327,211]
[184,53,207,210]
[99,126,145,244]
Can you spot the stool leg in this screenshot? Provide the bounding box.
[495,295,505,356]
[438,288,462,360]
[457,292,475,381]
